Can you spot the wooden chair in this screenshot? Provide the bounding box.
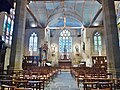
[91,88,111,90]
[115,78,120,89]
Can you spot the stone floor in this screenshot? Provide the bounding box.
[45,71,81,90]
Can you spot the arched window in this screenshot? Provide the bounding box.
[2,9,15,45]
[93,32,102,51]
[59,30,72,52]
[29,33,38,53]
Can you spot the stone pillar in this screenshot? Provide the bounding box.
[0,12,5,36]
[102,0,120,77]
[45,28,48,42]
[9,0,27,70]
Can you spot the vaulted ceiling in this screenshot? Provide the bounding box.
[26,0,103,29]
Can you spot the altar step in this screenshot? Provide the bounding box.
[60,69,70,72]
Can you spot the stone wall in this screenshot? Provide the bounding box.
[86,27,106,56]
[4,27,107,68]
[24,28,45,56]
[79,27,106,67]
[49,29,82,66]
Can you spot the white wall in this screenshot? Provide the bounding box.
[49,29,82,65]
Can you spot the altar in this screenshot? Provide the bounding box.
[58,54,72,69]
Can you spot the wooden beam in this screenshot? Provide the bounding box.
[46,26,84,30]
[96,0,120,4]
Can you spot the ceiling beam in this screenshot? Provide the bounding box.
[96,0,120,4]
[46,26,84,30]
[24,0,120,2]
[28,0,120,2]
[88,7,102,27]
[26,6,43,28]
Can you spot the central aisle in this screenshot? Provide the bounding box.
[45,71,80,90]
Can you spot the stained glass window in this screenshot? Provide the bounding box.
[29,33,38,52]
[93,32,102,51]
[2,9,14,45]
[59,30,72,52]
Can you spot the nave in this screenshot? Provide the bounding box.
[0,65,120,90]
[45,71,79,90]
[1,0,120,90]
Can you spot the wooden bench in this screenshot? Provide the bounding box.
[15,88,32,90]
[1,85,16,90]
[91,88,111,90]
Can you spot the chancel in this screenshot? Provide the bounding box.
[0,0,120,90]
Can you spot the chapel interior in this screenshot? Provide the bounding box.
[0,0,120,90]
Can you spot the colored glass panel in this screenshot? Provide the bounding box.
[59,30,72,52]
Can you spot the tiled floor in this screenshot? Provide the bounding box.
[45,71,80,90]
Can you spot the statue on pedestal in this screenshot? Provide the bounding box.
[39,43,48,66]
[63,45,67,59]
[75,45,79,53]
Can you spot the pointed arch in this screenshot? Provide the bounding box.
[93,31,102,51]
[2,12,14,45]
[59,30,72,52]
[29,32,38,53]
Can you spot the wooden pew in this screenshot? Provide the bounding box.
[15,88,32,90]
[1,85,16,90]
[12,66,59,90]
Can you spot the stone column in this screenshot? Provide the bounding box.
[0,12,5,36]
[9,0,27,70]
[45,28,48,42]
[102,0,120,77]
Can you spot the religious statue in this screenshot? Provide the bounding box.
[51,44,55,53]
[39,43,48,66]
[64,45,67,52]
[75,45,79,52]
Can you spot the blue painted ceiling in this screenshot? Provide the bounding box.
[27,0,102,28]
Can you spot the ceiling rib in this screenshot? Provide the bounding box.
[44,1,49,27]
[88,7,102,27]
[47,12,82,27]
[82,0,86,22]
[26,6,43,28]
[26,0,104,28]
[46,26,83,30]
[96,0,102,4]
[34,1,41,26]
[90,0,96,23]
